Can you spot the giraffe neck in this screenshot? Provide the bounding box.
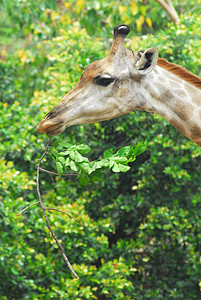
[138,66,201,146]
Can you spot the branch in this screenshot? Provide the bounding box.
[39,167,77,177]
[155,0,180,24]
[44,207,84,226]
[36,136,79,279]
[16,203,83,226]
[16,201,40,216]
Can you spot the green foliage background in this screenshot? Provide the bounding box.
[0,0,201,299]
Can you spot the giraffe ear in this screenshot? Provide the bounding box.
[136,47,158,74]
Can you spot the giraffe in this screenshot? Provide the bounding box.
[37,25,201,146]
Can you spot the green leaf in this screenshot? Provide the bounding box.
[70,150,89,162]
[117,146,131,157]
[128,146,134,156]
[127,156,136,163]
[56,161,63,177]
[87,161,97,174]
[111,162,120,172]
[133,140,147,156]
[112,162,130,172]
[74,144,91,154]
[57,156,65,164]
[103,148,113,158]
[50,149,58,159]
[118,164,130,172]
[88,159,109,174]
[69,160,78,171]
[78,162,91,173]
[163,224,171,230]
[92,169,102,182]
[79,171,90,186]
[65,157,71,166]
[109,160,115,169]
[11,267,19,275]
[60,142,73,148]
[58,150,70,156]
[96,159,109,168]
[110,156,128,164]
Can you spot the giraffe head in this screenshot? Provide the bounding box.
[37,25,158,135]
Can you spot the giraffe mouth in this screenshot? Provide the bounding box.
[37,119,66,135]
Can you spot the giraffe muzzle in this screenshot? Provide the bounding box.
[37,118,66,135]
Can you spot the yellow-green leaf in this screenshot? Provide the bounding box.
[146,17,152,28]
[136,15,144,32]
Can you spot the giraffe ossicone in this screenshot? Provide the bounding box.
[37,25,201,146]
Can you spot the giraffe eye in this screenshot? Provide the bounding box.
[95,75,115,87]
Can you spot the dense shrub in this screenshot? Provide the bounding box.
[0,1,201,299]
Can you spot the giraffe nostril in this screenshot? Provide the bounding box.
[45,109,59,120]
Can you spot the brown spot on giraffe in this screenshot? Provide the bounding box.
[191,124,201,140]
[174,100,194,121]
[158,88,175,104]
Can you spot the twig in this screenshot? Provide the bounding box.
[36,136,79,279]
[16,202,83,226]
[16,201,40,216]
[155,0,180,24]
[39,167,77,177]
[44,207,84,226]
